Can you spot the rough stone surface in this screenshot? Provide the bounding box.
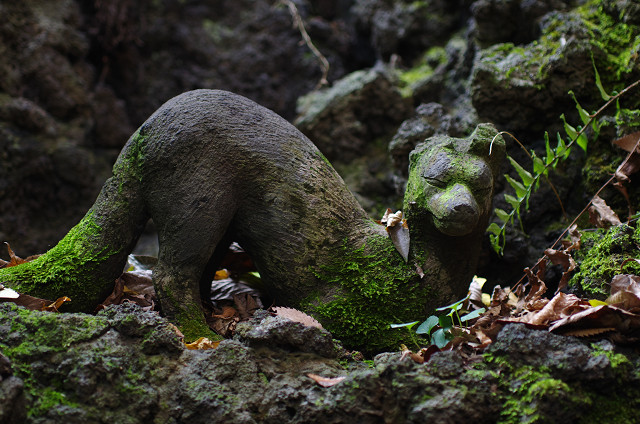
[2,303,640,423]
[295,67,410,163]
[389,102,453,175]
[352,0,467,61]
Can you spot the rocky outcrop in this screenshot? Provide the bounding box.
[295,67,410,163]
[1,303,639,423]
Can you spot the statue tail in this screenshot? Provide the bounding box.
[0,131,149,312]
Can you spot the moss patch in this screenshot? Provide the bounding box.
[0,212,121,312]
[305,231,429,353]
[569,223,640,298]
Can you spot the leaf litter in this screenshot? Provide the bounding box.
[401,219,640,364]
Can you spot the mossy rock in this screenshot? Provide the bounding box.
[569,223,640,298]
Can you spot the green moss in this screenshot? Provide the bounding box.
[0,212,121,311]
[478,0,640,95]
[28,387,79,418]
[398,46,447,97]
[569,223,640,298]
[304,231,429,353]
[616,108,640,134]
[0,305,110,418]
[580,1,640,86]
[113,129,148,184]
[160,284,220,343]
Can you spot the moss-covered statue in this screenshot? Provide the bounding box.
[0,90,504,352]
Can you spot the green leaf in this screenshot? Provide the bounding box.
[504,194,520,210]
[487,222,502,235]
[561,113,588,153]
[532,154,547,179]
[570,91,591,126]
[436,297,466,313]
[390,321,419,329]
[431,328,449,348]
[544,132,553,163]
[416,315,439,335]
[556,133,571,160]
[460,308,486,322]
[489,233,503,255]
[438,314,453,331]
[494,208,511,223]
[507,156,534,186]
[592,57,611,101]
[505,175,527,198]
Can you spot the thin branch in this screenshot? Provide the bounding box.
[278,0,329,89]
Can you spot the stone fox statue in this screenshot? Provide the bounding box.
[0,90,504,352]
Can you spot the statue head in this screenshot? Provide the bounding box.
[403,123,505,236]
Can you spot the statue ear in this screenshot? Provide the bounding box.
[467,123,506,163]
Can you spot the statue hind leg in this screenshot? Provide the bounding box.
[150,193,238,342]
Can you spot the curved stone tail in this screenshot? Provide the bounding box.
[0,130,149,312]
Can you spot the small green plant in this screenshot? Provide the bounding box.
[391,296,486,349]
[488,61,640,255]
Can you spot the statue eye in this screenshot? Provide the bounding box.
[424,176,447,188]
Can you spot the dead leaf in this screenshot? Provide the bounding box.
[206,302,239,337]
[588,196,622,228]
[524,292,589,326]
[0,293,52,311]
[549,304,640,342]
[214,269,230,280]
[381,208,403,227]
[3,243,27,267]
[212,305,238,319]
[233,293,260,320]
[468,276,486,309]
[307,373,346,387]
[184,337,220,350]
[612,131,640,153]
[521,267,547,311]
[614,135,640,183]
[273,306,323,328]
[606,274,640,313]
[544,247,577,293]
[382,209,410,262]
[97,272,156,312]
[42,296,71,312]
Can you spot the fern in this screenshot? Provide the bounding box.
[489,65,640,255]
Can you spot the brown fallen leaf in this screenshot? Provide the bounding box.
[606,274,640,313]
[524,292,589,326]
[588,196,622,228]
[612,131,640,153]
[42,296,71,312]
[3,242,27,267]
[96,272,156,312]
[273,306,323,329]
[212,305,238,319]
[233,293,261,320]
[549,304,640,342]
[382,209,410,262]
[614,134,640,184]
[184,337,220,350]
[1,292,52,311]
[307,373,346,387]
[544,247,577,293]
